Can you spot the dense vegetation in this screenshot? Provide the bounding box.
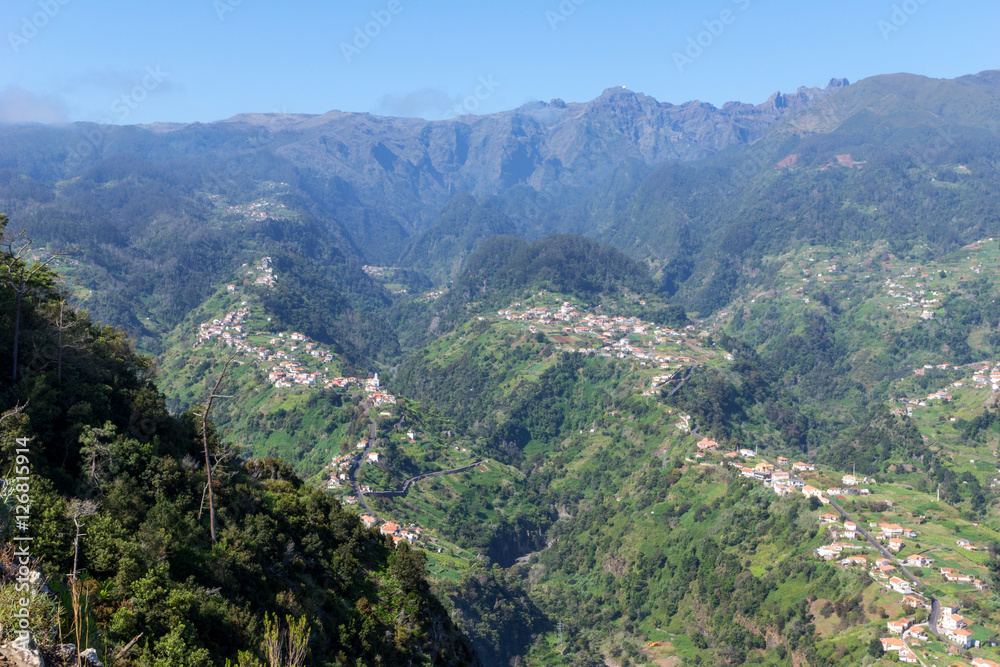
[0,214,478,666]
[4,70,1000,665]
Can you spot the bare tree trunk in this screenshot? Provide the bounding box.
[202,397,218,545]
[57,299,64,382]
[11,290,21,383]
[0,400,27,426]
[202,354,237,545]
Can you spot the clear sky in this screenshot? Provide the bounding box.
[1,0,998,125]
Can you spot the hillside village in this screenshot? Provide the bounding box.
[187,243,1000,665]
[690,434,1000,663]
[890,361,1000,423]
[194,258,398,403]
[207,185,294,223]
[497,300,712,370]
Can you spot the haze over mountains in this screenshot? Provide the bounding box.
[1,70,1000,350]
[2,76,847,253]
[7,67,1000,666]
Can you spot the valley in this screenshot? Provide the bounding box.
[4,69,1000,666]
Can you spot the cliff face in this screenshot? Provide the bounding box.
[208,80,846,223]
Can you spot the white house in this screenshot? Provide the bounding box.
[940,613,968,631]
[946,628,973,649]
[889,576,912,594]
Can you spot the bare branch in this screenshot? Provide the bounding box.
[0,401,27,426]
[1,224,76,384]
[110,632,144,665]
[201,352,239,544]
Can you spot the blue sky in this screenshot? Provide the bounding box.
[1,0,998,125]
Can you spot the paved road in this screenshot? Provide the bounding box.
[349,416,486,511]
[665,365,694,397]
[349,418,380,519]
[753,453,943,638]
[929,596,941,637]
[826,498,940,638]
[367,460,487,498]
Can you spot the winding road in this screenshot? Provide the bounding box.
[367,460,487,498]
[349,418,380,518]
[825,499,941,637]
[665,364,695,398]
[348,417,486,515]
[753,453,943,638]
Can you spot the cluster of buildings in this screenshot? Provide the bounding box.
[882,273,940,319]
[940,566,990,590]
[362,373,397,407]
[225,199,287,221]
[499,302,702,369]
[901,361,1000,417]
[198,306,251,344]
[701,441,873,502]
[248,257,277,287]
[197,274,403,394]
[327,454,355,489]
[970,363,1000,391]
[817,511,996,654]
[696,440,994,652]
[360,516,422,547]
[879,634,921,663]
[362,265,393,278]
[938,607,976,649]
[326,446,387,490]
[198,312,340,388]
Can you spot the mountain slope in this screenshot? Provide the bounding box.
[397,192,516,284]
[0,232,479,666]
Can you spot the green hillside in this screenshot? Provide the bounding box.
[8,70,1000,666]
[0,213,478,666]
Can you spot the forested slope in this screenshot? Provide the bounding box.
[0,213,478,666]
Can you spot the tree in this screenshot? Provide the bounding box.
[0,214,71,383]
[67,498,99,663]
[78,422,116,498]
[200,353,237,544]
[867,638,884,659]
[49,294,85,382]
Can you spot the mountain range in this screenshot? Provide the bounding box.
[6,68,1000,666]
